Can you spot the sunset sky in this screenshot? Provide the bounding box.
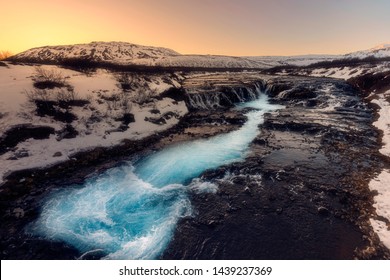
[1,0,390,56]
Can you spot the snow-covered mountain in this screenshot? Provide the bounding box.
[9,41,269,69]
[344,43,390,59]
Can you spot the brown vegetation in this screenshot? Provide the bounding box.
[0,50,12,60]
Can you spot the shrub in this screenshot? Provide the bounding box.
[33,67,71,90]
[115,72,135,91]
[0,50,12,60]
[23,88,87,123]
[121,96,133,114]
[132,88,156,105]
[24,88,79,104]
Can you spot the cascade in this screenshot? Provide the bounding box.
[186,82,264,110]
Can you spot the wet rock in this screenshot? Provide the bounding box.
[13,208,24,218]
[317,206,330,216]
[78,249,107,260]
[277,87,317,100]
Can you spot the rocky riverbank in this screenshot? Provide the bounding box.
[162,74,390,259]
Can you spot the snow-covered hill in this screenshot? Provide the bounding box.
[10,41,180,63]
[9,41,269,69]
[344,43,390,59]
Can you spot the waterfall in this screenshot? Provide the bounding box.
[186,82,265,110]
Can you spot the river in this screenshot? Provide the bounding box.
[29,92,283,259]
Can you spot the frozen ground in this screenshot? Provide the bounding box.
[0,63,187,184]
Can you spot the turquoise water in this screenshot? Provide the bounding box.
[31,93,282,259]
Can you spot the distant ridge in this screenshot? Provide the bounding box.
[8,41,390,69]
[345,43,390,59]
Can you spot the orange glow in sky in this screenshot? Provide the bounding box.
[1,0,390,56]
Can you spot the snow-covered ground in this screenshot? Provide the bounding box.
[0,63,187,184]
[246,54,340,67]
[308,66,367,80]
[369,92,390,249]
[278,62,390,80]
[309,65,390,250]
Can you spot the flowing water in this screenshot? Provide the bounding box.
[31,93,283,259]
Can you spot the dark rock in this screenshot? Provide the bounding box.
[145,116,166,125]
[278,87,317,100]
[160,87,186,102]
[53,152,62,157]
[149,109,160,114]
[56,124,78,140]
[14,149,29,158]
[121,113,135,126]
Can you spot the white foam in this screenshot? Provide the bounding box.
[31,164,192,259]
[189,179,219,194]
